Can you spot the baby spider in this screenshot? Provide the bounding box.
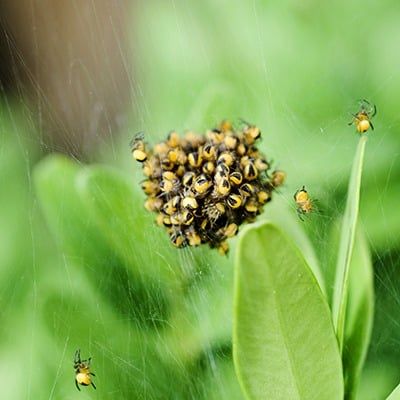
[74,349,96,391]
[130,132,147,162]
[348,99,376,134]
[294,186,314,221]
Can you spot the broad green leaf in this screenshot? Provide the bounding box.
[76,165,183,283]
[33,154,112,264]
[159,250,234,364]
[263,200,325,296]
[34,155,170,327]
[332,135,367,350]
[343,226,374,399]
[197,349,245,400]
[233,222,343,400]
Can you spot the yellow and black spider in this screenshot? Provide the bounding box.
[74,349,96,391]
[348,99,376,134]
[294,186,314,221]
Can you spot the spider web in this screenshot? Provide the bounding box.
[1,1,400,399]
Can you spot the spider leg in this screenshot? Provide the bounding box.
[348,112,357,125]
[359,99,371,110]
[74,349,81,364]
[296,208,305,222]
[360,99,377,117]
[369,121,374,130]
[91,381,97,390]
[75,380,81,391]
[238,117,251,126]
[371,104,377,117]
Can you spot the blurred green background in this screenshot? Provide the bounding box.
[1,1,400,399]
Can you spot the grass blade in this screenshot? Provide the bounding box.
[332,135,367,351]
[342,226,374,399]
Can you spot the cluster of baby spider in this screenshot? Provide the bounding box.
[132,120,285,254]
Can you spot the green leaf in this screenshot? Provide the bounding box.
[332,135,367,351]
[263,200,325,296]
[325,220,374,399]
[33,154,112,264]
[233,222,343,400]
[76,164,184,284]
[158,251,234,364]
[33,155,171,327]
[386,383,400,400]
[342,226,374,399]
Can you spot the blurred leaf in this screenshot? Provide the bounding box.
[342,226,374,399]
[386,383,400,400]
[332,136,367,350]
[33,154,171,328]
[358,362,400,400]
[195,346,245,400]
[233,222,343,400]
[360,181,400,252]
[159,250,234,364]
[76,164,186,286]
[33,154,110,264]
